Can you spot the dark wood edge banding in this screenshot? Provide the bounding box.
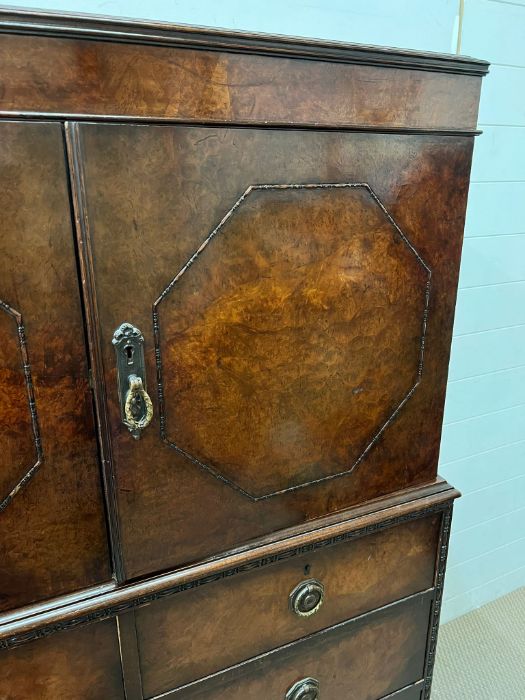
[0,7,489,75]
[151,589,436,698]
[0,113,483,137]
[64,122,125,582]
[0,482,459,650]
[423,504,453,699]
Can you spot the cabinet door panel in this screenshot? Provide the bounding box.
[68,123,472,579]
[0,122,111,611]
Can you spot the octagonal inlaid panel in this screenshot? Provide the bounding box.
[154,184,430,499]
[0,299,42,511]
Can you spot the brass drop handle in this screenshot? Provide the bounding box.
[124,374,153,433]
[113,323,153,439]
[289,579,325,617]
[286,678,320,700]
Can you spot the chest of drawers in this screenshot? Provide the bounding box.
[0,8,487,699]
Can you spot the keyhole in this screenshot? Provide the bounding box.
[125,345,134,365]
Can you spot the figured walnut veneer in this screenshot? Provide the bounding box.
[155,183,430,499]
[69,123,472,578]
[0,122,110,613]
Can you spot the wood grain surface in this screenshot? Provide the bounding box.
[157,183,429,498]
[69,123,471,580]
[0,619,125,699]
[136,512,440,696]
[165,593,433,699]
[0,33,482,130]
[0,121,111,612]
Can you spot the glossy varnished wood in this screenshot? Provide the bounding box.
[0,485,457,650]
[0,619,125,699]
[0,33,483,130]
[136,512,440,697]
[0,121,111,612]
[157,184,429,499]
[69,123,472,578]
[162,593,433,699]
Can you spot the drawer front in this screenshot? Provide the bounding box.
[156,592,432,700]
[136,512,440,697]
[69,121,472,580]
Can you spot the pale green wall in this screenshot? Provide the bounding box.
[6,0,524,622]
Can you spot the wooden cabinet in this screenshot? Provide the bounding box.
[0,8,487,700]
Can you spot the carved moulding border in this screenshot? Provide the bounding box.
[0,299,43,512]
[0,499,452,650]
[152,182,432,501]
[423,504,453,699]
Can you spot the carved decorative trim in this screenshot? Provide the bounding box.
[0,499,450,650]
[0,299,43,512]
[153,183,432,500]
[423,505,453,699]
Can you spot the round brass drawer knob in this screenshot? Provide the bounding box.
[286,677,320,700]
[289,579,325,617]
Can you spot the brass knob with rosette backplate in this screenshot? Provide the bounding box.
[286,677,320,700]
[289,579,325,617]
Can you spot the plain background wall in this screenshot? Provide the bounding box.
[5,0,524,622]
[438,0,525,623]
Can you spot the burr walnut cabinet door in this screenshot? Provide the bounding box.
[0,121,111,611]
[67,122,473,579]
